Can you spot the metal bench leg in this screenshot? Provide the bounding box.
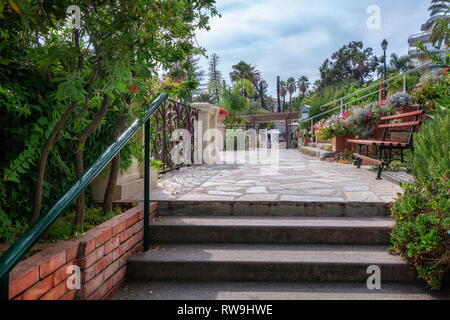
[377,147,384,180]
[377,165,383,180]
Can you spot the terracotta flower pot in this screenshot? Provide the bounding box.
[303,137,311,146]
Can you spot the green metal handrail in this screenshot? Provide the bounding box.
[0,93,168,300]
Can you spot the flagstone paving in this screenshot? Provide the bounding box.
[137,149,403,203]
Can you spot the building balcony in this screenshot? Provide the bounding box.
[408,32,431,44]
[408,45,444,57]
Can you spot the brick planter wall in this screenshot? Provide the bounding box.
[332,135,354,153]
[7,202,157,300]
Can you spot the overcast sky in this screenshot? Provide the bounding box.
[195,0,431,97]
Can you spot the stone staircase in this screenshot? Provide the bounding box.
[112,201,441,300]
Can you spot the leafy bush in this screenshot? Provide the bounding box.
[411,109,450,183]
[412,68,449,111]
[390,178,449,289]
[42,206,118,243]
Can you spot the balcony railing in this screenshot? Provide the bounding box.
[408,32,431,44]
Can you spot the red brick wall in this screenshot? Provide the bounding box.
[8,202,157,300]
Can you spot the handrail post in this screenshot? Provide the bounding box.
[340,98,343,115]
[0,272,8,300]
[144,118,151,252]
[403,72,407,93]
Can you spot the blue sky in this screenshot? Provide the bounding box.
[195,0,432,96]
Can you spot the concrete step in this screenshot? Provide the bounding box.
[150,217,393,245]
[127,244,417,283]
[112,281,448,300]
[156,201,390,217]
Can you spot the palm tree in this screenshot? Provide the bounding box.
[389,53,413,73]
[377,53,414,76]
[286,77,296,110]
[235,78,255,98]
[220,83,250,124]
[425,0,450,47]
[229,61,260,83]
[279,80,287,112]
[297,76,310,97]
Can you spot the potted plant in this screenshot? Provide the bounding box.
[297,128,312,146]
[387,92,417,123]
[218,108,230,124]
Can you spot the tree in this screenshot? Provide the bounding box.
[208,53,222,103]
[229,60,263,98]
[279,80,287,112]
[389,53,414,73]
[189,55,206,102]
[219,83,250,123]
[286,77,296,110]
[377,53,414,76]
[425,0,450,47]
[230,61,260,83]
[258,80,269,110]
[319,41,379,88]
[276,76,281,113]
[297,76,310,97]
[0,0,219,231]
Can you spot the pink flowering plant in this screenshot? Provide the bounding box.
[314,99,393,140]
[297,128,312,139]
[412,68,449,111]
[314,112,352,141]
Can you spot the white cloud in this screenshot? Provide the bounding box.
[196,0,431,97]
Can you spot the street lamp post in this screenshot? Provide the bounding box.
[381,39,388,100]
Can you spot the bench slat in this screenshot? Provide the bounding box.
[347,139,408,147]
[380,110,424,121]
[353,153,384,166]
[378,121,421,129]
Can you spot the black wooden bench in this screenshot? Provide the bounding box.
[348,105,424,180]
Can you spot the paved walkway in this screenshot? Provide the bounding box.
[139,149,403,203]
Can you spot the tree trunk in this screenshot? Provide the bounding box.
[74,94,110,231]
[259,82,266,110]
[103,104,130,215]
[31,101,78,222]
[276,76,281,113]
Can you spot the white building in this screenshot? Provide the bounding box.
[408,20,446,73]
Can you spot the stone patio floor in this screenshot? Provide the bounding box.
[138,149,403,203]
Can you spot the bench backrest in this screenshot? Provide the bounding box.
[378,105,424,146]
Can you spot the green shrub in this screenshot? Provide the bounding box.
[390,178,449,289]
[411,109,450,183]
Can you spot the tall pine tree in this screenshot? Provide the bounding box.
[208,53,222,103]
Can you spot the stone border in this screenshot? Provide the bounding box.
[7,202,157,300]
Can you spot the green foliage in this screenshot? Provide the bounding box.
[42,206,118,243]
[412,68,450,111]
[220,82,250,124]
[387,71,421,94]
[425,3,450,48]
[0,0,219,241]
[411,108,450,183]
[319,41,379,88]
[390,178,449,289]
